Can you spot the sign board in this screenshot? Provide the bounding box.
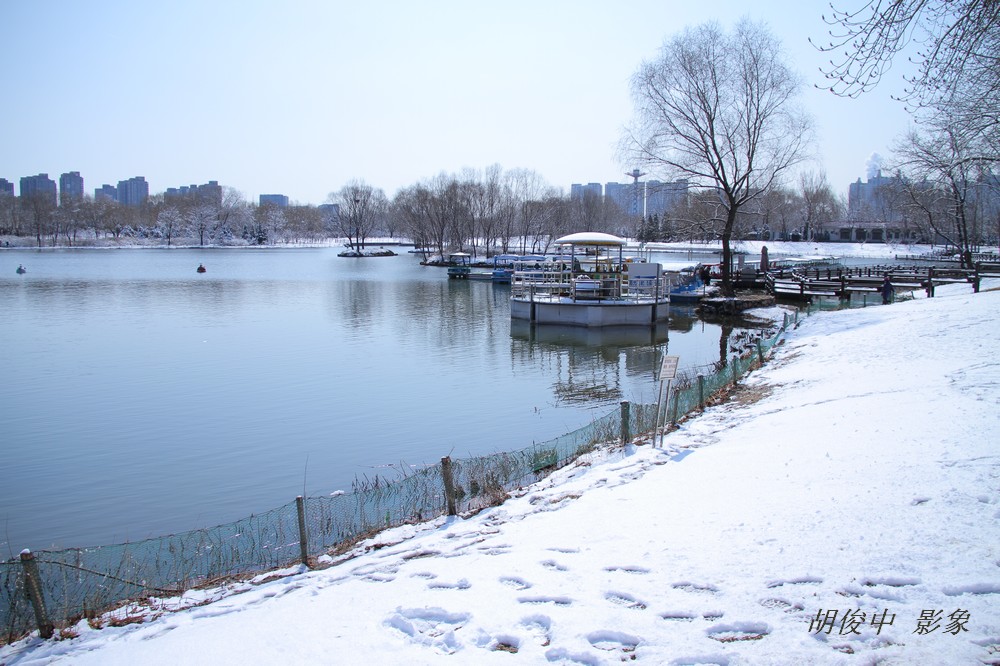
[659,355,679,381]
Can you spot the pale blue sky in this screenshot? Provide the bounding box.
[1,0,913,205]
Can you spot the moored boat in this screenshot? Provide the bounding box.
[446,252,473,278]
[509,232,670,327]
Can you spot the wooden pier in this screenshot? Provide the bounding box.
[760,262,1000,301]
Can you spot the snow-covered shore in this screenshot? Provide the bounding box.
[3,260,998,664]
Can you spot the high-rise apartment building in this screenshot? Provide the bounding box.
[605,181,643,217]
[571,179,688,219]
[645,179,688,216]
[59,171,84,205]
[117,177,149,206]
[570,183,603,200]
[165,181,223,207]
[259,194,289,207]
[0,178,14,197]
[19,173,58,206]
[95,184,118,202]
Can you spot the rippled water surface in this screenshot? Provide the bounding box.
[1,247,757,550]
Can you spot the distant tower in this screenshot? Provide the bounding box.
[625,169,647,219]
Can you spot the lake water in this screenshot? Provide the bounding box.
[0,247,769,552]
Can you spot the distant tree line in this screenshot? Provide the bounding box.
[4,159,995,260]
[0,165,635,254]
[0,187,330,248]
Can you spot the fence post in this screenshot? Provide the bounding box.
[441,456,458,516]
[20,550,54,639]
[670,388,680,426]
[698,374,706,409]
[295,496,311,567]
[756,339,764,365]
[620,401,631,445]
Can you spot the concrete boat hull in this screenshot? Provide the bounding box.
[510,297,669,327]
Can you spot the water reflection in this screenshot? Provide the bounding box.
[0,249,780,550]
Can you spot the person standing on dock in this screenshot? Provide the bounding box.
[881,275,895,305]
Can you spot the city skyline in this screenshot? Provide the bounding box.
[2,1,916,206]
[6,168,900,214]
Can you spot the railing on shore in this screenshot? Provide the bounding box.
[761,263,1000,301]
[1,312,801,645]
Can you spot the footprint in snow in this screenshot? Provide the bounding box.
[541,559,569,572]
[942,582,1000,596]
[706,620,770,643]
[604,565,650,575]
[764,575,823,588]
[759,597,804,614]
[519,614,553,647]
[605,590,648,610]
[518,595,572,606]
[383,607,471,655]
[673,581,720,595]
[858,575,921,587]
[587,629,642,657]
[427,578,471,590]
[659,610,697,622]
[499,576,532,590]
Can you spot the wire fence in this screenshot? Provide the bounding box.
[1,310,800,645]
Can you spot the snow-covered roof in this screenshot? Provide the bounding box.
[554,232,626,246]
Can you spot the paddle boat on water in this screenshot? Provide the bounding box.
[197,264,207,273]
[16,264,27,274]
[463,254,519,283]
[509,232,670,327]
[446,252,473,278]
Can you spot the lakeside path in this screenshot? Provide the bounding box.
[3,280,999,665]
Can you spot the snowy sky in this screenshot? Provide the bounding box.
[1,1,914,205]
[3,253,997,663]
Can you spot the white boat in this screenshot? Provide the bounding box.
[509,232,670,327]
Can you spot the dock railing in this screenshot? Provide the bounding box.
[1,312,799,646]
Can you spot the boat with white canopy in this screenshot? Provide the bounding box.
[509,232,670,327]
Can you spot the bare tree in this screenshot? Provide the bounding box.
[756,187,800,241]
[625,19,812,295]
[813,2,998,100]
[799,170,843,240]
[894,121,988,266]
[187,204,216,247]
[814,2,1000,156]
[157,206,184,246]
[0,192,20,236]
[214,187,247,244]
[328,180,388,250]
[21,192,56,248]
[507,169,555,254]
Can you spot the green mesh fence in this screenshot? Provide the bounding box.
[1,311,798,645]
